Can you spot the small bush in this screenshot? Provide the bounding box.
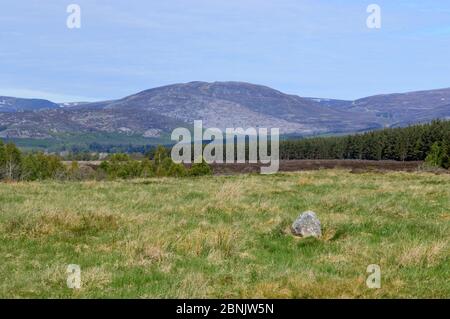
[152,145,169,166]
[21,152,66,181]
[189,158,213,176]
[100,154,143,179]
[140,159,156,178]
[156,157,187,177]
[98,151,188,179]
[167,162,188,177]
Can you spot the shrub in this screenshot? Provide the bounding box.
[21,152,66,181]
[167,162,187,177]
[425,142,450,169]
[0,143,22,180]
[156,157,173,177]
[140,159,156,178]
[98,149,189,179]
[100,153,143,179]
[152,145,169,166]
[189,158,213,176]
[108,153,131,162]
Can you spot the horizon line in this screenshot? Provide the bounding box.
[2,81,450,104]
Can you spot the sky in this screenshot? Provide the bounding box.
[1,0,450,102]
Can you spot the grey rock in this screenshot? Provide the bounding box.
[292,211,322,238]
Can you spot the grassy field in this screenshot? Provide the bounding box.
[0,170,449,298]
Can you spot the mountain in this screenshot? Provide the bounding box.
[0,96,59,113]
[80,81,380,134]
[319,87,450,126]
[0,82,449,144]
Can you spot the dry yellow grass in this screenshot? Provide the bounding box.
[0,170,449,298]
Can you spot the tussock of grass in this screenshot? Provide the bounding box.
[3,210,120,239]
[0,170,449,298]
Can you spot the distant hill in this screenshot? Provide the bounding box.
[315,87,450,126]
[0,82,449,145]
[0,96,59,113]
[80,81,382,135]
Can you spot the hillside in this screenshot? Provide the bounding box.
[0,96,59,113]
[316,87,450,126]
[1,82,450,146]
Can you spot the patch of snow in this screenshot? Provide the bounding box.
[142,129,162,137]
[118,127,132,133]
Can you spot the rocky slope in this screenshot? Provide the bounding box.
[1,82,449,140]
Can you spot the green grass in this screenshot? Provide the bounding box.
[0,170,449,298]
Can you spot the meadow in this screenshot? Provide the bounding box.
[0,170,449,298]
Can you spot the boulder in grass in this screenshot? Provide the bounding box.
[292,211,322,238]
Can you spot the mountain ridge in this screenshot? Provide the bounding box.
[1,81,449,141]
[0,96,59,113]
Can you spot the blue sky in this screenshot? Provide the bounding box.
[1,0,450,102]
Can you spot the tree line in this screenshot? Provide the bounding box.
[1,120,449,181]
[279,120,450,167]
[200,120,449,168]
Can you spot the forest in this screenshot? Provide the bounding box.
[279,120,450,166]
